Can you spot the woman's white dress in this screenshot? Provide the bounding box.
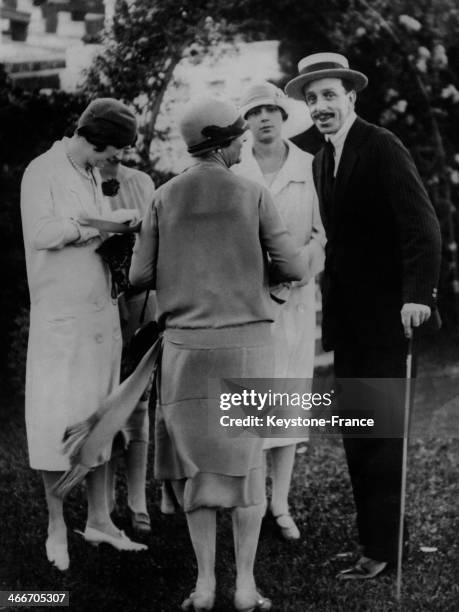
[234,140,326,448]
[21,138,122,470]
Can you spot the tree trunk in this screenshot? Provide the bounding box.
[137,55,181,167]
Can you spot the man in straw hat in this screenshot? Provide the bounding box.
[285,53,442,578]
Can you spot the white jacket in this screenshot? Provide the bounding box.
[234,139,325,447]
[21,138,122,470]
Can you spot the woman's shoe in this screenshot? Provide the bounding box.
[75,526,147,551]
[128,508,151,534]
[45,536,70,571]
[234,591,272,612]
[337,556,387,580]
[273,513,300,541]
[181,589,215,611]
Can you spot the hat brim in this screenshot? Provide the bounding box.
[240,97,288,120]
[188,123,248,157]
[285,69,368,100]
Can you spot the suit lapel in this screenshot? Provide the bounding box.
[313,147,331,232]
[314,117,371,236]
[332,118,372,225]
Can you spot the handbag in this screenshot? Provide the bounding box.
[96,232,136,299]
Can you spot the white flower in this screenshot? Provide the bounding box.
[441,84,459,102]
[454,154,459,164]
[356,27,366,37]
[418,46,431,59]
[450,170,459,184]
[416,58,427,73]
[392,100,408,113]
[433,44,448,68]
[380,109,397,125]
[385,88,399,102]
[399,15,422,31]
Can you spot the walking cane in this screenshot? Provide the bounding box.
[395,331,414,601]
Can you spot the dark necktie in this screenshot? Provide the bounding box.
[323,139,335,207]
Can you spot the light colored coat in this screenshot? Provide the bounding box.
[21,138,122,470]
[234,140,326,447]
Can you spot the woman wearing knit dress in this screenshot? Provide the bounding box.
[129,97,309,612]
[234,82,325,540]
[20,99,147,572]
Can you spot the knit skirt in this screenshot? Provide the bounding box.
[155,323,274,512]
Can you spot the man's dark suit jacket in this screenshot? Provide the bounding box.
[290,124,324,156]
[312,117,442,351]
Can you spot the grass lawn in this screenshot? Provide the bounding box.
[0,335,458,611]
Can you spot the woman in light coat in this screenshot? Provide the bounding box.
[21,99,146,571]
[234,82,326,540]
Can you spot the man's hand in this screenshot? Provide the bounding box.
[401,303,431,338]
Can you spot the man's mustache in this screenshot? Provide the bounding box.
[312,112,334,120]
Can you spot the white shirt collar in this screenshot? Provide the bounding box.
[326,111,357,149]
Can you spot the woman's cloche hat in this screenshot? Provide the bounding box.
[77,98,137,148]
[180,97,247,157]
[239,81,289,120]
[285,52,368,100]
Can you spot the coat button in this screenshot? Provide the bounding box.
[95,333,104,343]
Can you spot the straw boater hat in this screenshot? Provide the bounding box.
[239,81,289,120]
[285,52,368,100]
[179,97,247,157]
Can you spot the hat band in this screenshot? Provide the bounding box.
[299,61,346,76]
[188,116,246,155]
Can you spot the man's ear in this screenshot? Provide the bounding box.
[349,90,357,105]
